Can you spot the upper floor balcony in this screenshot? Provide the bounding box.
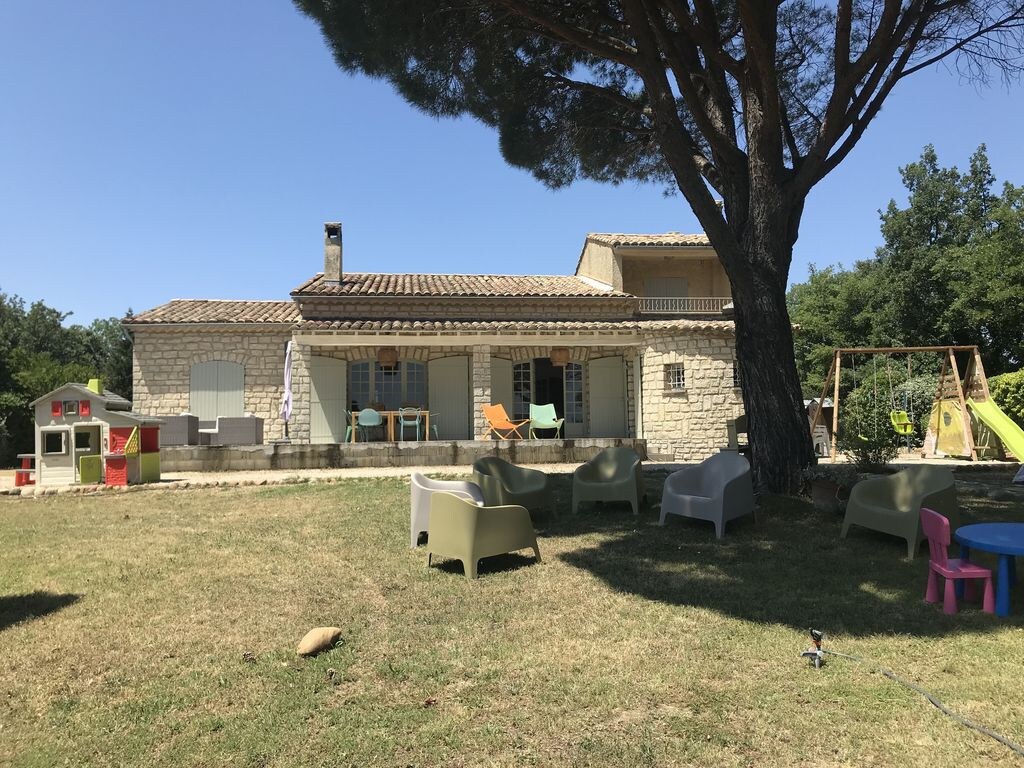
[637,296,732,315]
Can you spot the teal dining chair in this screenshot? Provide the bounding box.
[357,408,384,441]
[344,409,355,443]
[398,407,422,441]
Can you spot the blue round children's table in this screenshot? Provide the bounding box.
[954,523,1024,617]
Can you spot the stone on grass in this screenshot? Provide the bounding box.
[296,627,344,657]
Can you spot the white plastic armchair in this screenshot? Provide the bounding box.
[659,452,754,538]
[410,472,484,548]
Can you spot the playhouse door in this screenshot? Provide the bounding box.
[73,425,102,482]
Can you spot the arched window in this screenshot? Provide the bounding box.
[189,361,244,421]
[348,360,427,411]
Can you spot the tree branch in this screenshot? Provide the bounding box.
[494,0,640,66]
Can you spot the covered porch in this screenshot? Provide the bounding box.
[289,326,644,445]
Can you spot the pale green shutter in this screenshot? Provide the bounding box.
[310,356,348,443]
[428,356,470,439]
[190,361,244,420]
[588,356,627,437]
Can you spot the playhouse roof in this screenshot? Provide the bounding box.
[30,383,133,411]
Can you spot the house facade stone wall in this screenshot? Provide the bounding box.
[131,327,292,442]
[639,332,743,461]
[131,326,741,459]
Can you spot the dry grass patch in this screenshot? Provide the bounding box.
[1,471,1023,766]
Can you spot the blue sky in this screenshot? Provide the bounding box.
[2,2,1022,325]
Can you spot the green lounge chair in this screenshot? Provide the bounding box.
[572,446,645,515]
[528,403,564,439]
[841,466,959,558]
[426,492,541,579]
[472,456,555,515]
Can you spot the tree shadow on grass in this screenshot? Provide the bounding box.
[0,591,81,632]
[557,472,1024,638]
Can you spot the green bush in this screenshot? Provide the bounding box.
[990,370,1024,428]
[837,384,900,470]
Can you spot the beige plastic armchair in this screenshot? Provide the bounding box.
[409,472,484,548]
[841,466,959,558]
[659,452,754,538]
[572,447,645,514]
[426,492,541,579]
[472,456,555,515]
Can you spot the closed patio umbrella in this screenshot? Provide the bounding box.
[280,340,293,437]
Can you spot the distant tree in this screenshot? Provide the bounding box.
[789,145,1024,390]
[86,315,134,399]
[296,0,1024,492]
[0,290,133,466]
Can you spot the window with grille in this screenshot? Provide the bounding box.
[348,360,427,411]
[564,363,583,423]
[512,362,532,420]
[665,363,686,392]
[732,362,741,389]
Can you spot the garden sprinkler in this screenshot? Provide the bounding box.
[800,628,826,669]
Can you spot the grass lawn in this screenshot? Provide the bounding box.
[2,471,1024,766]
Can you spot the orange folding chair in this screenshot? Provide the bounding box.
[483,404,529,440]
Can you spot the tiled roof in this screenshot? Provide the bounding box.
[586,233,711,247]
[125,300,300,325]
[298,318,734,334]
[291,273,629,298]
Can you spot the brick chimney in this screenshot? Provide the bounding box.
[323,222,342,285]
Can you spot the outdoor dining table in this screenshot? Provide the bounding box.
[954,522,1024,617]
[349,410,434,443]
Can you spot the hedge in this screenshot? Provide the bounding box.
[990,370,1024,428]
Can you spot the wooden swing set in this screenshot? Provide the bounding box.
[810,345,992,462]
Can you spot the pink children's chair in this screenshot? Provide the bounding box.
[920,507,995,615]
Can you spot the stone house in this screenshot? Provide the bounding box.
[124,224,743,461]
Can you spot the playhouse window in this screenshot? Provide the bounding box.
[74,431,93,451]
[43,431,68,455]
[63,400,78,416]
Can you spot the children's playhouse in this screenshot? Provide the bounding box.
[29,379,162,486]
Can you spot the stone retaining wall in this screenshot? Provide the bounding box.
[159,438,647,472]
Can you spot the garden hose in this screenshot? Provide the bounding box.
[801,630,1024,758]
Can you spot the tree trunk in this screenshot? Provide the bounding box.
[724,214,816,495]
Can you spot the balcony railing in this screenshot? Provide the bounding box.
[638,296,732,315]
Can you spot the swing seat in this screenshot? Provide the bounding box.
[890,410,915,436]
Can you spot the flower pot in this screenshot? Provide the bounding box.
[810,478,841,513]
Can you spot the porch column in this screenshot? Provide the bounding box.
[633,352,643,439]
[289,341,312,443]
[471,344,492,439]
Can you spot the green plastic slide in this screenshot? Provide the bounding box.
[968,399,1024,459]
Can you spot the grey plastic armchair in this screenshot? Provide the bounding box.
[841,466,959,558]
[659,452,754,538]
[472,456,555,515]
[426,492,541,579]
[572,447,645,514]
[409,472,484,548]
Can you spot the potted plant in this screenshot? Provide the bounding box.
[803,464,860,512]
